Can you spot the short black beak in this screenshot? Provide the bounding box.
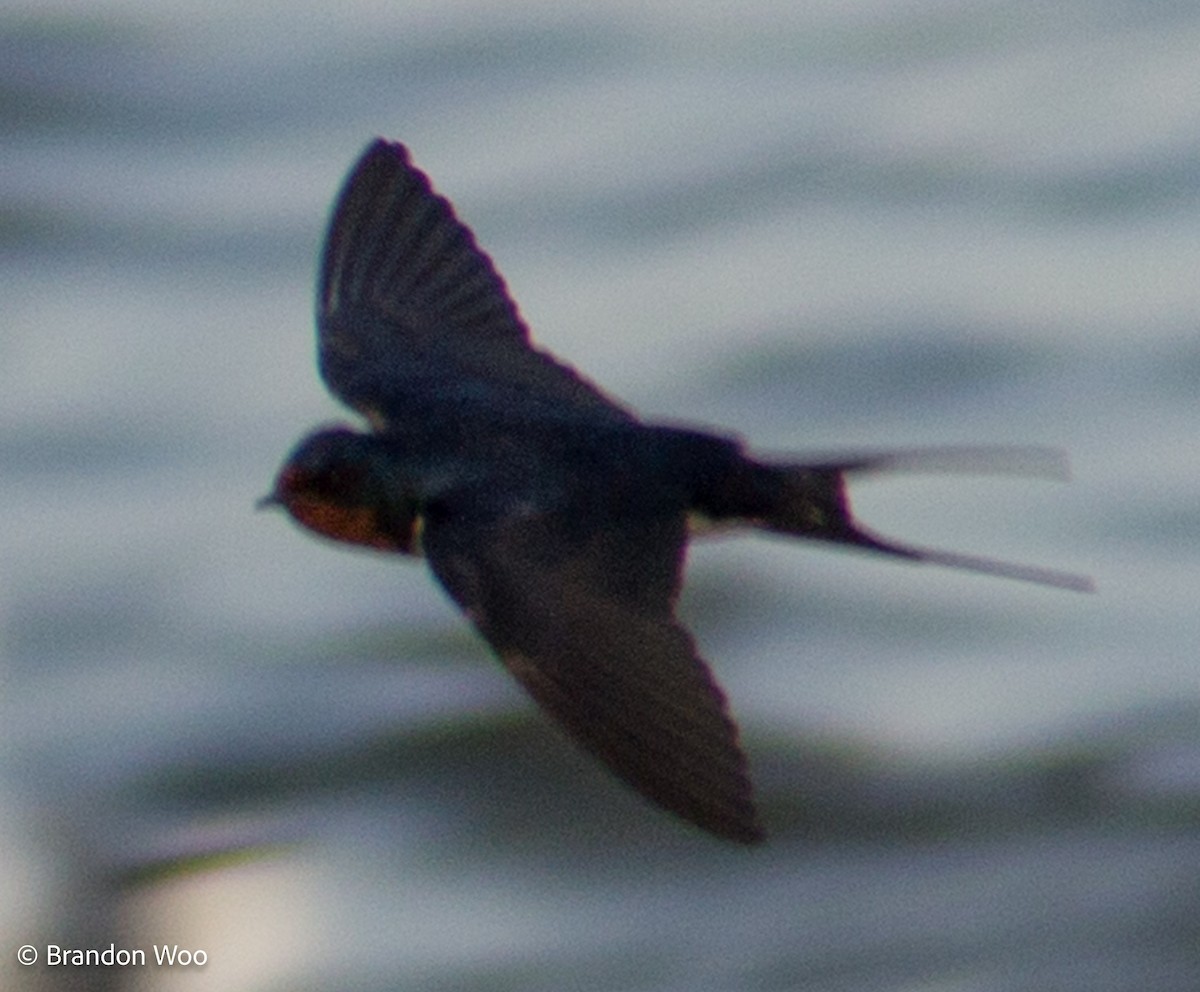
[255,492,282,511]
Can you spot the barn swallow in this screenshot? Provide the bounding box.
[263,139,1092,844]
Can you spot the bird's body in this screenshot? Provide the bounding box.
[265,139,1090,844]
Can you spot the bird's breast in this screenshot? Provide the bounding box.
[285,491,423,556]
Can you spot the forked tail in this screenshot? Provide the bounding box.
[723,446,1093,592]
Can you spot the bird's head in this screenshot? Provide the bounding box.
[260,426,422,554]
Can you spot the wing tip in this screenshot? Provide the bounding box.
[361,136,411,166]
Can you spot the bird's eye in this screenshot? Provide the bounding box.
[314,461,366,497]
[284,458,360,501]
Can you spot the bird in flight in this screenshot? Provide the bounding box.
[263,139,1091,844]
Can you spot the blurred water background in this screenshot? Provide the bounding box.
[3,1,1199,989]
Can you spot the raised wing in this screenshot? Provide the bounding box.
[317,139,634,428]
[421,503,763,844]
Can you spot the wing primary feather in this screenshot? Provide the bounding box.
[316,139,638,424]
[505,644,762,844]
[423,517,763,844]
[320,139,528,342]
